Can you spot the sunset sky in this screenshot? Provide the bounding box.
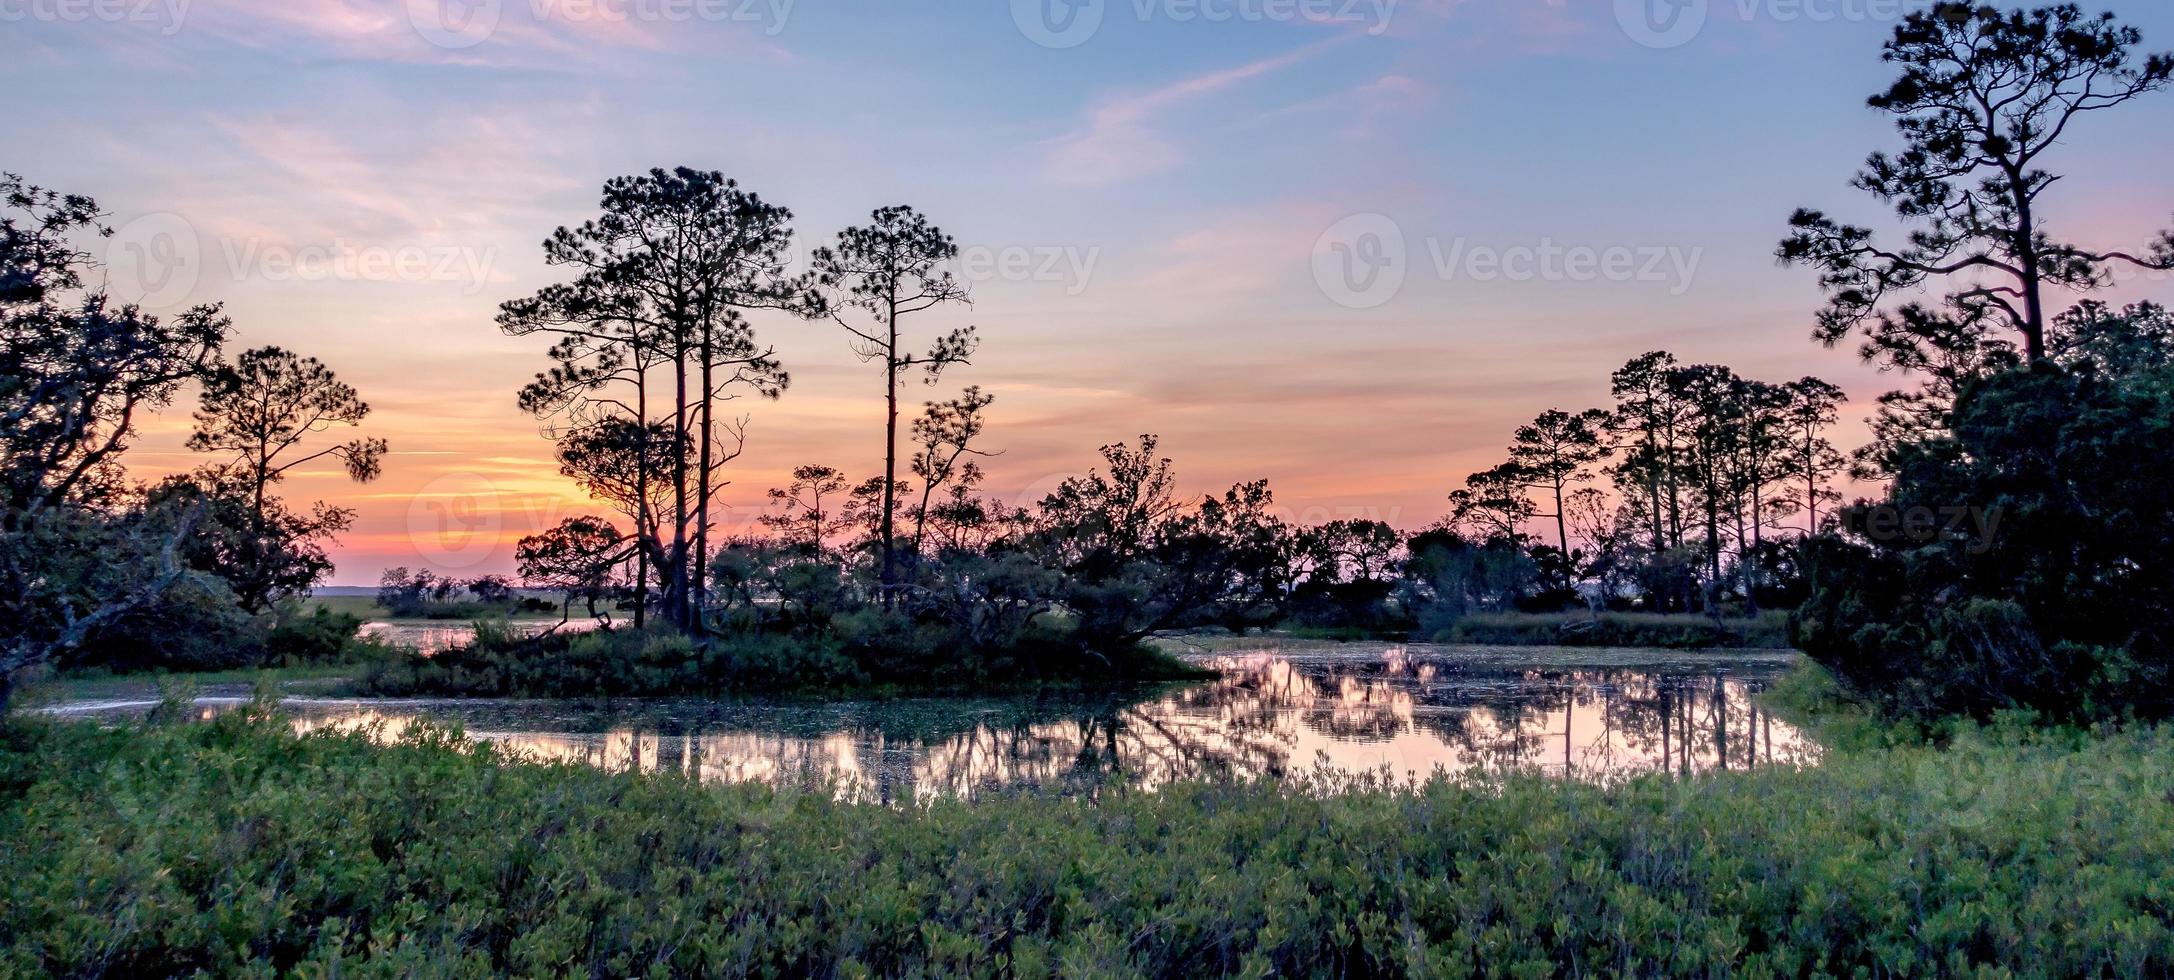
[8,0,2174,584]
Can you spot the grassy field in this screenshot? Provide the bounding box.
[5,674,2172,976]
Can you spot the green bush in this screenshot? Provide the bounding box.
[261,603,369,665]
[1442,611,1792,649]
[361,609,1209,699]
[360,622,875,698]
[7,712,2174,976]
[1801,355,2174,722]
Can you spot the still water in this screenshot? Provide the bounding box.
[47,641,1815,799]
[355,618,603,654]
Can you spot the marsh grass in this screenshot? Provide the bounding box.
[5,697,2173,977]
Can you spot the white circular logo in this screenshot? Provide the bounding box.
[103,212,200,310]
[1012,0,1103,49]
[1615,0,1707,49]
[407,0,501,50]
[1311,212,1406,310]
[407,471,505,569]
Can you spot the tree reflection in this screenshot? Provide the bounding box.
[133,644,1820,798]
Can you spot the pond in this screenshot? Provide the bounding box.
[42,641,1816,798]
[355,618,604,654]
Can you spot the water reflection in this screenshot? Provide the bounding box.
[355,618,602,654]
[50,644,1815,798]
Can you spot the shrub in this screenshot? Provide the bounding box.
[8,713,2174,976]
[261,603,368,665]
[1800,357,2174,722]
[1442,611,1792,649]
[63,575,265,674]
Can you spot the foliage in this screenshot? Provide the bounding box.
[184,346,384,612]
[375,567,551,620]
[1443,610,1793,650]
[359,619,1201,699]
[814,204,978,601]
[1778,1,2174,364]
[515,515,629,617]
[1799,336,2174,722]
[498,166,812,632]
[11,711,2174,976]
[0,174,387,699]
[0,174,230,706]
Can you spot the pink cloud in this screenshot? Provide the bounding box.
[79,0,798,70]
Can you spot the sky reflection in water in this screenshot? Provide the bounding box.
[56,642,1815,800]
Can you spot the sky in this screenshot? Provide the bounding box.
[7,0,2174,584]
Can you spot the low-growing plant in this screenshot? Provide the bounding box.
[7,713,2174,976]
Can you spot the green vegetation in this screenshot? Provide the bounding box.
[357,620,1210,699]
[18,664,365,706]
[0,175,393,709]
[299,593,388,619]
[1782,6,2174,724]
[7,705,2174,976]
[1440,610,1792,650]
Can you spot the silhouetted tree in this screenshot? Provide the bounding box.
[814,206,977,604]
[1448,463,1537,544]
[517,515,629,618]
[0,173,227,708]
[1671,364,1744,606]
[761,464,852,555]
[1780,3,2173,364]
[1504,408,1613,592]
[1777,377,1847,533]
[185,346,385,612]
[1609,351,1689,559]
[501,167,808,632]
[907,385,998,569]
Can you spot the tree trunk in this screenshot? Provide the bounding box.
[694,319,713,637]
[633,334,650,630]
[878,282,900,607]
[671,339,690,629]
[1552,478,1571,594]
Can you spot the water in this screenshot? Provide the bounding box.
[356,618,603,654]
[42,641,1815,799]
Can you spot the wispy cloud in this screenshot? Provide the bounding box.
[32,0,795,70]
[1038,37,1350,186]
